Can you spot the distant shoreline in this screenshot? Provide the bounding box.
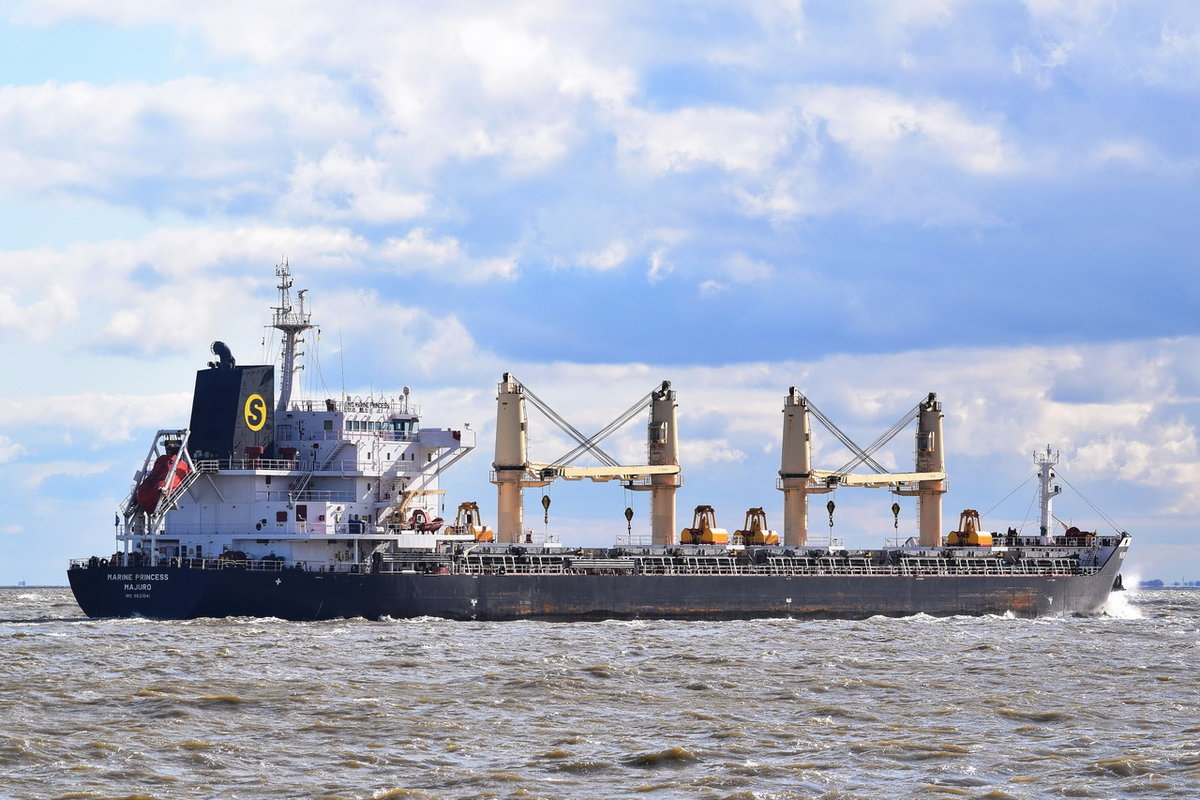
[1,585,69,589]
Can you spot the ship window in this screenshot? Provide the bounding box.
[324,420,334,432]
[296,505,308,522]
[276,511,288,522]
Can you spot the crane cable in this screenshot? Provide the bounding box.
[804,400,889,475]
[805,396,927,476]
[515,380,622,468]
[511,377,661,470]
[1054,470,1126,534]
[832,402,922,475]
[982,474,1035,518]
[550,390,655,467]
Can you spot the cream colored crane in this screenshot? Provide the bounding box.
[492,375,681,545]
[779,390,947,546]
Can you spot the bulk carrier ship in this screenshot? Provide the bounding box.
[68,265,1129,620]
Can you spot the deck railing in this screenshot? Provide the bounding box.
[71,552,1109,578]
[195,457,418,474]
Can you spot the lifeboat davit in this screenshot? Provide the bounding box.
[135,451,191,514]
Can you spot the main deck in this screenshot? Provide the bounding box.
[73,534,1127,580]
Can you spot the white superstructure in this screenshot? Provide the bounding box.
[115,265,477,569]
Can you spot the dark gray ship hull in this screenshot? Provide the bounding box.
[68,544,1127,621]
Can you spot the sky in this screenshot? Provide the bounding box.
[1,0,1198,586]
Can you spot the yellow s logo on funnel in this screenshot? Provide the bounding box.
[244,394,267,431]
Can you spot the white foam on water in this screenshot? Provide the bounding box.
[1102,583,1143,620]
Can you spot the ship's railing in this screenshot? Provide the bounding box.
[259,490,357,503]
[136,518,465,537]
[330,398,418,416]
[195,457,298,472]
[71,555,388,574]
[281,430,419,443]
[284,397,419,416]
[449,556,1104,578]
[337,429,419,443]
[148,520,386,537]
[881,535,1124,549]
[194,456,419,475]
[196,453,436,479]
[72,551,1109,578]
[195,455,398,474]
[883,537,921,548]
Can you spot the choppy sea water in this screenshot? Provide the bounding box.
[0,588,1197,800]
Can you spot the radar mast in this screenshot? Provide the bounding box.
[271,260,314,413]
[1035,445,1062,545]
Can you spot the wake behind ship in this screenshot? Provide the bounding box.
[69,265,1129,621]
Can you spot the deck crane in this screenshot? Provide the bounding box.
[492,375,682,544]
[779,389,947,547]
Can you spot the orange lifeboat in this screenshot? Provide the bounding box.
[135,448,191,514]
[410,508,445,532]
